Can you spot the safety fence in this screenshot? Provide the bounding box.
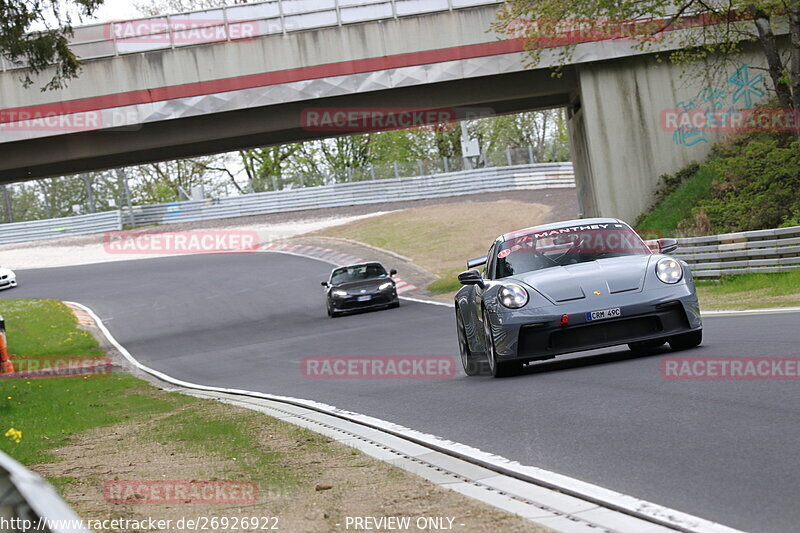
[675,226,800,278]
[0,211,122,245]
[127,163,574,226]
[0,163,574,244]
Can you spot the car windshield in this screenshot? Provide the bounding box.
[495,223,651,278]
[330,264,388,285]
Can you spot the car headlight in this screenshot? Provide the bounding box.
[656,257,683,284]
[331,289,348,298]
[378,282,394,291]
[498,283,529,309]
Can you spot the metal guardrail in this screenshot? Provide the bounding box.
[0,211,122,245]
[128,163,575,226]
[675,226,800,278]
[0,163,573,244]
[0,450,91,533]
[0,0,501,72]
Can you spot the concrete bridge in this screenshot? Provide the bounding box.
[0,0,775,221]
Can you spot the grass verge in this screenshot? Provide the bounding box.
[0,299,549,532]
[695,270,800,310]
[1,299,103,358]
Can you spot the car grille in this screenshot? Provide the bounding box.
[518,304,690,355]
[337,294,392,310]
[548,316,662,350]
[0,275,6,280]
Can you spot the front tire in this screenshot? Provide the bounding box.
[669,329,702,350]
[482,307,521,378]
[456,308,483,376]
[327,302,340,318]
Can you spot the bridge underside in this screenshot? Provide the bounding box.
[0,68,575,183]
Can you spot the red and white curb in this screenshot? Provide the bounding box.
[66,303,96,327]
[260,242,418,294]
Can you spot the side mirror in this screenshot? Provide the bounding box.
[458,269,485,289]
[658,238,678,254]
[389,269,397,276]
[321,281,328,287]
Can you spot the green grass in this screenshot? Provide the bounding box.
[0,299,103,358]
[0,299,195,464]
[427,268,464,295]
[697,270,800,297]
[143,405,328,494]
[637,166,717,236]
[0,374,194,465]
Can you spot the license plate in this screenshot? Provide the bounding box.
[356,295,372,302]
[586,308,621,321]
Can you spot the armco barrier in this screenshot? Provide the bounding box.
[0,163,574,244]
[129,163,575,227]
[0,450,91,533]
[0,211,121,245]
[675,226,800,278]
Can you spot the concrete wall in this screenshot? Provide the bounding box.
[572,48,769,223]
[0,6,502,110]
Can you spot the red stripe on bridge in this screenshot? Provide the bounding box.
[0,39,525,125]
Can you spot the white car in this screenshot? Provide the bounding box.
[0,266,17,290]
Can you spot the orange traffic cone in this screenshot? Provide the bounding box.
[0,317,14,374]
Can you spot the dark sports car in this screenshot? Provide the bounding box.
[322,262,400,317]
[455,218,702,377]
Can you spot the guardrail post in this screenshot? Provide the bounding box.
[0,316,14,374]
[1,184,12,223]
[278,0,287,34]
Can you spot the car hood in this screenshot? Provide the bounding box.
[332,278,391,292]
[0,267,14,276]
[510,255,651,304]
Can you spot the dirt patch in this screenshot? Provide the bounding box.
[31,398,551,533]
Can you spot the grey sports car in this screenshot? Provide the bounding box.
[455,218,702,377]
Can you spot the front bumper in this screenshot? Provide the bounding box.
[0,277,17,289]
[488,284,701,361]
[331,291,398,313]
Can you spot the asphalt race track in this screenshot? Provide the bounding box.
[4,252,800,533]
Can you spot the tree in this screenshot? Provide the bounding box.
[238,144,303,192]
[493,1,800,110]
[127,155,232,204]
[0,0,105,90]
